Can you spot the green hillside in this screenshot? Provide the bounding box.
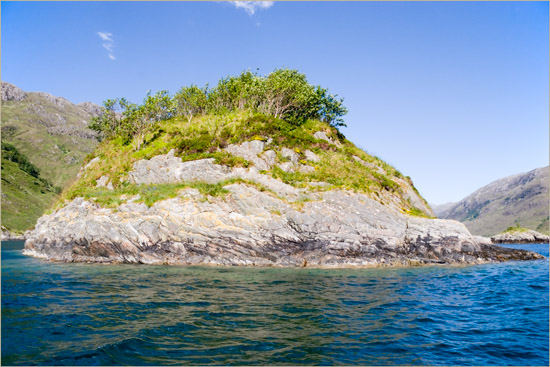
[1,143,58,232]
[1,84,99,188]
[1,82,100,232]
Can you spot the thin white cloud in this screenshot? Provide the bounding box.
[97,32,116,60]
[230,1,274,16]
[97,32,112,42]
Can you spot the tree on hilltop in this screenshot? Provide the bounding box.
[90,68,348,150]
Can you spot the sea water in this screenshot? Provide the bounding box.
[2,241,548,365]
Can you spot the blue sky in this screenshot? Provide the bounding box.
[2,1,548,204]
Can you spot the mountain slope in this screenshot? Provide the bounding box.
[1,144,58,232]
[1,82,100,232]
[1,82,100,188]
[433,166,549,236]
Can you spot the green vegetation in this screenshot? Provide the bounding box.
[1,88,101,232]
[2,141,41,179]
[64,108,428,216]
[503,223,531,233]
[1,92,99,188]
[403,207,431,218]
[89,68,348,147]
[536,216,549,235]
[52,68,429,217]
[72,181,230,208]
[1,144,59,231]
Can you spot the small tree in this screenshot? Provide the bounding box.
[174,85,208,123]
[121,91,174,150]
[143,90,174,122]
[315,87,348,128]
[260,69,317,124]
[89,98,124,141]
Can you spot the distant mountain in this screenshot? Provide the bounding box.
[432,167,549,236]
[1,82,101,232]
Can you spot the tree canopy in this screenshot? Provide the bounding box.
[90,68,348,150]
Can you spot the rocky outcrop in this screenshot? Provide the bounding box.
[1,226,29,241]
[314,131,342,147]
[25,152,544,266]
[78,101,103,117]
[225,140,274,171]
[491,230,550,244]
[1,82,26,101]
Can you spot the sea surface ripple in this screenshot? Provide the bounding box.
[2,242,548,366]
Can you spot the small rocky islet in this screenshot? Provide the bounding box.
[491,229,549,244]
[24,130,544,267]
[23,70,544,266]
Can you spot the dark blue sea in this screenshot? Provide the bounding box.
[2,241,548,366]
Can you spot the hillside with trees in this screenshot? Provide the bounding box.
[89,69,347,150]
[63,68,431,217]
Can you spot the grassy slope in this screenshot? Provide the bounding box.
[1,92,99,232]
[1,93,98,188]
[1,158,58,232]
[60,110,432,217]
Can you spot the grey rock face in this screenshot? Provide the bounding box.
[77,157,100,178]
[25,184,543,266]
[278,162,295,173]
[298,165,315,173]
[34,92,72,108]
[1,82,26,101]
[96,175,113,190]
[305,150,320,163]
[1,226,25,241]
[77,102,103,117]
[24,147,544,267]
[125,149,303,201]
[129,151,231,185]
[473,235,493,246]
[491,230,550,244]
[314,131,342,147]
[224,141,272,170]
[281,147,298,164]
[262,150,277,167]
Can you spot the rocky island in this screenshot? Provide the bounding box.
[491,225,550,244]
[24,69,544,266]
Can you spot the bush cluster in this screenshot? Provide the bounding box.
[2,141,41,178]
[1,141,59,192]
[89,68,347,150]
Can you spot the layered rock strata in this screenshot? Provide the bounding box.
[25,148,544,266]
[491,230,549,244]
